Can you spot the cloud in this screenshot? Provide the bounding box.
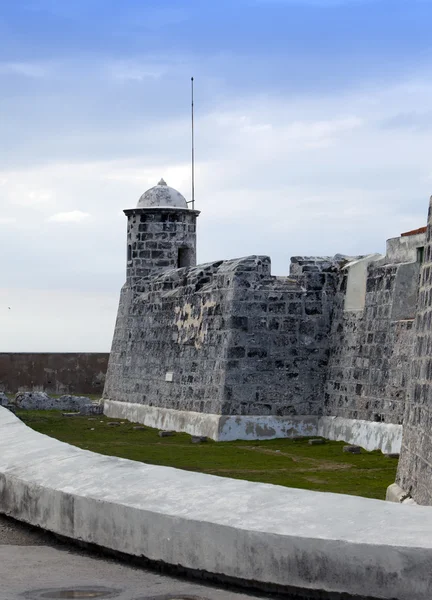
[380,111,432,131]
[0,287,118,352]
[0,62,49,78]
[0,218,16,225]
[47,211,91,223]
[107,61,166,83]
[1,69,432,349]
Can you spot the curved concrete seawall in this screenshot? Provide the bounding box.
[1,407,431,600]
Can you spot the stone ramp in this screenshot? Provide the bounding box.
[0,406,431,600]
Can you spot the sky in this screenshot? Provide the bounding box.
[1,0,432,351]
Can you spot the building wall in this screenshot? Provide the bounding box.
[397,199,432,504]
[324,243,422,425]
[104,255,342,416]
[0,353,109,395]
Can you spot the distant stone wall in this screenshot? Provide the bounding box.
[0,353,109,395]
[324,255,420,425]
[104,255,342,417]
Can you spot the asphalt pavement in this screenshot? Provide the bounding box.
[0,514,275,600]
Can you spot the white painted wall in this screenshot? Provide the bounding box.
[343,254,382,312]
[385,233,425,264]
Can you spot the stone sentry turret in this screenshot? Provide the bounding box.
[125,179,200,284]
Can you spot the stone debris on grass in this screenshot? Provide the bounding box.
[107,422,121,427]
[158,431,175,437]
[191,436,208,444]
[308,439,325,445]
[343,445,362,454]
[133,426,147,430]
[79,403,104,415]
[14,392,93,411]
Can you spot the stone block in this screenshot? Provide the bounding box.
[14,391,51,410]
[0,392,8,407]
[343,445,361,454]
[158,430,175,437]
[308,439,325,445]
[191,436,208,444]
[79,404,104,416]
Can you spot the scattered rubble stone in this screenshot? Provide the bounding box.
[191,436,208,444]
[308,439,325,445]
[14,392,92,411]
[79,403,103,416]
[0,392,9,407]
[133,426,147,430]
[107,422,121,427]
[385,453,400,459]
[158,431,175,437]
[343,445,362,454]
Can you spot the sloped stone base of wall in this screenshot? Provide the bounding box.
[103,400,318,441]
[318,416,402,454]
[104,400,403,451]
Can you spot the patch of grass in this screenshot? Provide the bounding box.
[17,410,398,500]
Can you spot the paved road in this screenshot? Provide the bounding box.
[0,515,274,600]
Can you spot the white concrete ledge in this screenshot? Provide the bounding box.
[104,399,318,441]
[1,406,432,599]
[318,416,402,454]
[105,401,403,454]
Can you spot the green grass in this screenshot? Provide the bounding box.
[17,410,398,500]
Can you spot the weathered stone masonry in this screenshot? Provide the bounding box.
[324,241,422,426]
[105,255,341,419]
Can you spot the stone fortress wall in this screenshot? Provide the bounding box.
[106,232,425,428]
[105,254,346,421]
[324,231,425,426]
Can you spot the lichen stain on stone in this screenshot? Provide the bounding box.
[174,299,217,349]
[245,422,276,437]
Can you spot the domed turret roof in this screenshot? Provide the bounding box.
[137,179,188,209]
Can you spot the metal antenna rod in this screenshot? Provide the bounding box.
[191,76,195,210]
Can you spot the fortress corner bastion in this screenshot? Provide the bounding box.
[103,181,432,505]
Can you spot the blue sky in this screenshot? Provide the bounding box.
[1,0,432,350]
